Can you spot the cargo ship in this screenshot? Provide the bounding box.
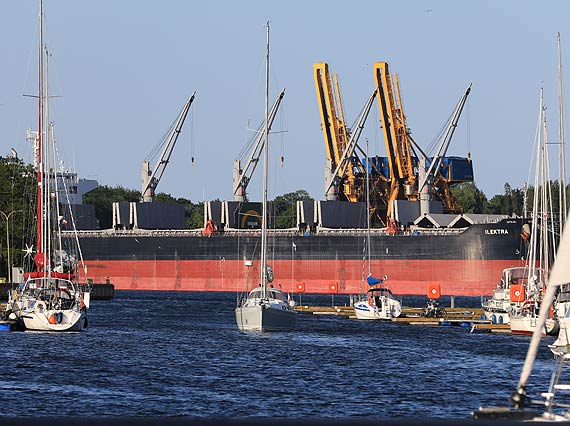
[63,61,524,297]
[67,207,527,297]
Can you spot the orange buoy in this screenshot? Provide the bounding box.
[48,315,57,325]
[296,281,306,293]
[510,284,525,303]
[328,281,339,294]
[427,283,441,300]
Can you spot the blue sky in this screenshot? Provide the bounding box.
[0,1,569,203]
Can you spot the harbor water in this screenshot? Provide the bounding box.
[0,291,557,419]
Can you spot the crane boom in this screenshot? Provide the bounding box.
[315,62,377,202]
[141,91,196,202]
[324,88,378,197]
[420,84,472,193]
[314,63,354,200]
[314,62,349,169]
[372,62,474,222]
[374,62,415,185]
[374,62,416,218]
[233,89,285,201]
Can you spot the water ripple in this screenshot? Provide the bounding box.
[0,291,558,419]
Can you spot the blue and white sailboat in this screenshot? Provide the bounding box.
[353,141,401,321]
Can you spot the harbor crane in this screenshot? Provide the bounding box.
[313,62,378,204]
[141,92,196,203]
[314,61,473,226]
[374,62,472,219]
[233,89,285,202]
[374,62,416,218]
[417,84,472,215]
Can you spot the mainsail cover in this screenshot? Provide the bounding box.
[367,274,383,286]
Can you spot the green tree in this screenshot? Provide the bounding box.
[83,185,140,229]
[155,192,178,204]
[273,190,312,228]
[487,194,504,214]
[168,196,204,229]
[185,200,204,229]
[0,157,37,273]
[450,182,488,214]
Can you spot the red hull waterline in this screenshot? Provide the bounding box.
[83,259,522,296]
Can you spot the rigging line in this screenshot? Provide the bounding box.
[54,146,87,275]
[189,103,195,166]
[466,95,471,156]
[349,96,371,134]
[526,93,543,201]
[543,124,556,265]
[41,18,64,105]
[20,11,41,101]
[361,235,366,288]
[425,105,454,156]
[50,123,65,270]
[526,93,543,281]
[237,119,263,160]
[279,97,285,167]
[242,28,267,152]
[146,115,179,162]
[542,109,551,274]
[373,102,380,157]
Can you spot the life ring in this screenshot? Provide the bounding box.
[34,300,46,314]
[368,297,374,307]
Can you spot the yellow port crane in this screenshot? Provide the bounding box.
[374,62,416,217]
[314,61,472,226]
[374,62,472,221]
[313,62,377,203]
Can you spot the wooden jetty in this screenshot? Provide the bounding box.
[470,323,512,333]
[294,305,354,316]
[295,305,512,333]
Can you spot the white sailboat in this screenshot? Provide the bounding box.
[509,89,558,336]
[481,266,531,325]
[474,197,570,421]
[353,140,402,321]
[234,23,296,332]
[5,0,90,332]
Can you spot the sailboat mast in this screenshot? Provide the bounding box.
[541,96,550,276]
[527,90,543,281]
[260,22,270,297]
[35,0,44,266]
[558,32,567,233]
[365,139,371,275]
